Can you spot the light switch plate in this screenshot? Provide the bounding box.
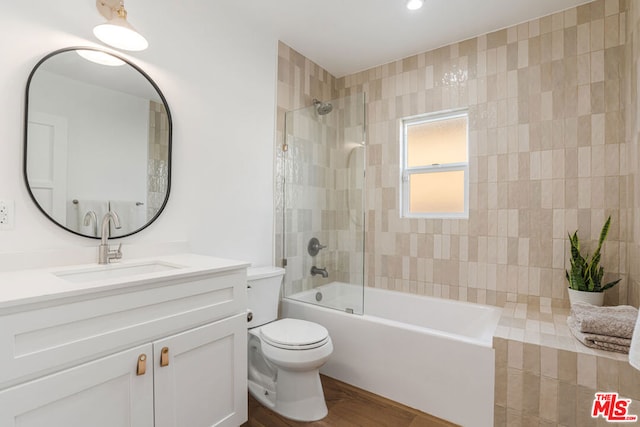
[0,200,14,230]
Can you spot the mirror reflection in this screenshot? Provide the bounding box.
[24,48,171,238]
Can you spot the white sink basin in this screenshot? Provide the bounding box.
[54,261,182,283]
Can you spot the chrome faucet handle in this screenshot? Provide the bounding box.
[105,243,122,264]
[113,243,123,259]
[106,243,122,262]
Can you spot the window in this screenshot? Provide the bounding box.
[400,110,468,218]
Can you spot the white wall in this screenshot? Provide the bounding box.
[0,1,277,267]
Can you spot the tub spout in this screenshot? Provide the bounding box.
[310,266,329,278]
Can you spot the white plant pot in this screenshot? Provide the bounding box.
[567,288,604,306]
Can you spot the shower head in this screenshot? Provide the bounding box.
[312,98,333,115]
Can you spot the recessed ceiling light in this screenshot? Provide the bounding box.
[406,0,424,11]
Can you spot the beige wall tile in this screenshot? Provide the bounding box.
[507,367,524,411]
[344,0,632,308]
[539,376,559,422]
[592,19,605,53]
[577,353,598,388]
[558,381,577,426]
[522,371,541,415]
[508,340,524,369]
[558,349,578,383]
[541,346,558,378]
[596,356,619,391]
[618,361,640,400]
[576,386,597,427]
[277,0,635,312]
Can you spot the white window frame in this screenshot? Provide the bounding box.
[400,109,469,219]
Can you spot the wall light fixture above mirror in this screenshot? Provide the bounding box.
[24,47,172,239]
[94,0,148,51]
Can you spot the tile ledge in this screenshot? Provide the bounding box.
[493,302,630,362]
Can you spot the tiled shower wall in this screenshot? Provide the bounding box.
[147,100,169,220]
[275,43,337,295]
[277,0,640,309]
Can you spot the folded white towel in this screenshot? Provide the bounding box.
[630,309,640,371]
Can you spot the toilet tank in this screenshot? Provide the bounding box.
[247,266,285,328]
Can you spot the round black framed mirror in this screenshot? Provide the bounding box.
[24,47,172,239]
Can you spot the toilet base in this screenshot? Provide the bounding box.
[248,369,328,422]
[248,379,276,409]
[274,368,328,421]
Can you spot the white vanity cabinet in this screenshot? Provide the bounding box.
[0,254,249,427]
[154,314,246,427]
[0,343,155,427]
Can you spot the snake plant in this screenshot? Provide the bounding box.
[565,216,621,292]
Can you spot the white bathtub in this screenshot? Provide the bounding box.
[282,282,502,427]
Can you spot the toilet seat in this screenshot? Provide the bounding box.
[260,318,329,350]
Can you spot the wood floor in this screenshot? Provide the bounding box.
[241,375,458,427]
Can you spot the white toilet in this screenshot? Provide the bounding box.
[247,266,333,422]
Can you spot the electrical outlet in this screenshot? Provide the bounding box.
[0,200,14,230]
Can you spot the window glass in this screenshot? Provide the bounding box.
[406,116,467,167]
[408,171,465,213]
[401,110,468,218]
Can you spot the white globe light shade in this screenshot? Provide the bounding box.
[93,16,148,51]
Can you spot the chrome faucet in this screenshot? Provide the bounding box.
[310,266,329,278]
[98,211,123,264]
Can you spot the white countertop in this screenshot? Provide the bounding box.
[0,253,249,310]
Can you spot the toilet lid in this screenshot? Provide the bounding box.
[260,319,329,350]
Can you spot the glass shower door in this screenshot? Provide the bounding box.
[282,93,366,314]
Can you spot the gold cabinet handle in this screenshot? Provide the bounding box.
[136,354,147,376]
[160,347,169,367]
